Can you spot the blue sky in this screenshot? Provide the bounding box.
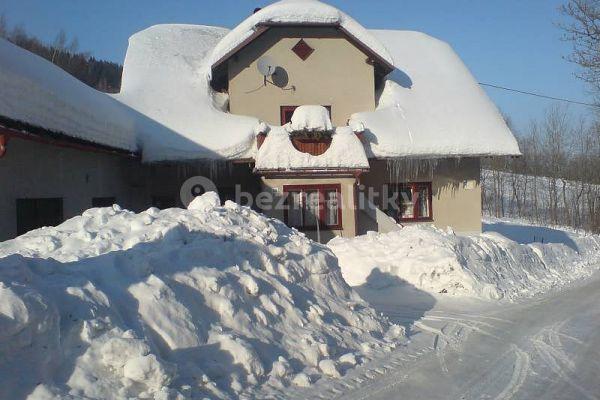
[0,0,595,134]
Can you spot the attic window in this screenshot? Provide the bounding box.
[292,39,314,61]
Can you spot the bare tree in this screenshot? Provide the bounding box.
[0,14,7,39]
[560,0,600,94]
[51,29,67,63]
[482,105,600,233]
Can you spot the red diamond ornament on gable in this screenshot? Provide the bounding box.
[292,39,314,61]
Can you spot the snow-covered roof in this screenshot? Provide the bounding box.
[1,0,518,162]
[117,21,519,162]
[255,126,369,171]
[350,31,521,158]
[115,24,262,162]
[0,39,139,152]
[208,0,394,73]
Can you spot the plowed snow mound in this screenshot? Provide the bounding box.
[329,222,600,300]
[0,194,403,399]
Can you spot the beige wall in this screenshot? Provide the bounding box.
[260,176,357,242]
[432,158,482,234]
[360,158,482,234]
[228,27,375,126]
[0,137,148,241]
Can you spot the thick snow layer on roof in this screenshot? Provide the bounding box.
[0,39,138,151]
[255,127,369,170]
[350,30,521,158]
[0,195,403,398]
[115,24,262,161]
[290,105,333,132]
[115,20,519,161]
[208,0,393,70]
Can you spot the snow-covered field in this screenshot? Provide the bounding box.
[329,218,600,301]
[0,194,403,400]
[2,198,600,399]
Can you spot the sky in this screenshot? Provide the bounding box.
[0,0,595,134]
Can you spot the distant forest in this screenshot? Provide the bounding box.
[0,15,122,93]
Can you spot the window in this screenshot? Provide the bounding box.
[388,182,432,222]
[291,39,314,60]
[280,105,332,125]
[16,198,63,235]
[92,197,116,208]
[283,184,342,230]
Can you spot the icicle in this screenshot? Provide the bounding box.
[386,158,440,182]
[173,159,233,181]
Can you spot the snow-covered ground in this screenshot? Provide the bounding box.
[2,203,600,399]
[0,194,403,400]
[275,218,598,400]
[274,219,600,399]
[283,271,600,399]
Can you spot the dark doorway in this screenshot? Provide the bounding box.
[16,198,63,235]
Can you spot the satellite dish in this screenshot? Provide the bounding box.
[257,56,278,77]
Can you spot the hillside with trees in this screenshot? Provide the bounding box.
[482,0,600,233]
[0,15,122,92]
[482,106,600,232]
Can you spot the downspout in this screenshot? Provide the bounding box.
[0,134,8,158]
[354,171,361,237]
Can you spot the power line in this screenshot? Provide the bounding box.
[479,82,600,109]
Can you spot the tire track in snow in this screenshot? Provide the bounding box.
[492,344,530,400]
[428,310,515,324]
[531,321,598,400]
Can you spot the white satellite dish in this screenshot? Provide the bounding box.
[257,56,278,77]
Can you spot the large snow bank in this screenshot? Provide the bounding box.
[329,220,600,300]
[115,24,262,162]
[0,194,402,399]
[207,0,393,70]
[255,126,369,171]
[0,39,138,151]
[350,30,521,158]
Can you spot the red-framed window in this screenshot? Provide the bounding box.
[389,182,433,222]
[283,184,342,230]
[280,105,332,125]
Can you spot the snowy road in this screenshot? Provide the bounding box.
[282,269,600,400]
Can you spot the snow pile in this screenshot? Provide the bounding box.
[255,126,369,171]
[329,220,600,300]
[0,194,402,399]
[349,30,521,158]
[289,105,333,133]
[0,39,138,151]
[207,0,393,70]
[115,24,262,161]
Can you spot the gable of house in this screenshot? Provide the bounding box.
[224,26,377,126]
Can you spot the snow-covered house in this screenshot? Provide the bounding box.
[0,0,520,241]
